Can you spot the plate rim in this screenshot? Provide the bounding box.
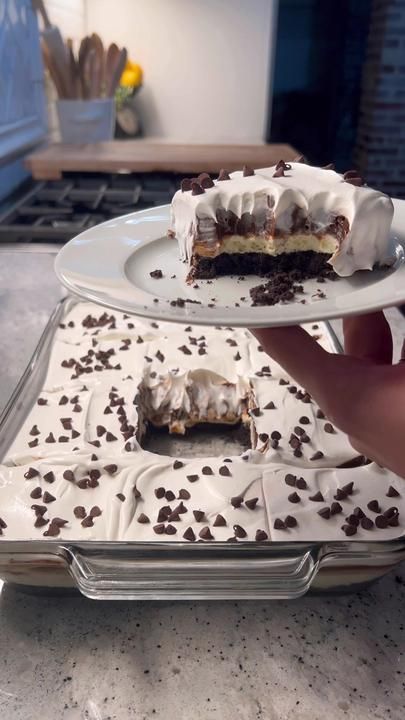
[55,201,405,328]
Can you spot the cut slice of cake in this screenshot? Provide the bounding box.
[169,161,394,283]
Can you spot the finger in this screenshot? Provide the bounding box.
[343,311,393,364]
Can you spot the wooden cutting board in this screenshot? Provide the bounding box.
[25,140,299,180]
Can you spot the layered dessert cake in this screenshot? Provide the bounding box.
[169,161,394,282]
[0,300,403,542]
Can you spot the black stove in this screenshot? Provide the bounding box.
[0,172,183,243]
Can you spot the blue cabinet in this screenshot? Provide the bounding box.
[0,0,47,201]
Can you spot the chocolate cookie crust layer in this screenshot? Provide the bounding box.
[190,250,331,280]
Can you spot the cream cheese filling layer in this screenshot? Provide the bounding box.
[193,233,338,258]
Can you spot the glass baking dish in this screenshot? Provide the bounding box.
[0,296,404,599]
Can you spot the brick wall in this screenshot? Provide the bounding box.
[354,0,405,197]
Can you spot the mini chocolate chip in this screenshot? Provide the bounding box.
[255,529,268,541]
[383,507,399,519]
[361,517,374,530]
[296,477,307,490]
[28,439,39,448]
[150,269,163,279]
[387,485,400,498]
[346,514,359,527]
[342,523,357,536]
[77,478,89,489]
[233,524,247,538]
[213,514,227,527]
[324,422,335,434]
[173,460,184,470]
[81,516,94,528]
[89,506,102,518]
[37,398,47,406]
[137,513,150,524]
[258,433,269,443]
[96,425,106,437]
[63,470,75,483]
[334,488,348,501]
[165,524,177,535]
[183,527,196,541]
[316,409,325,419]
[218,169,231,181]
[367,500,380,513]
[199,526,214,540]
[43,522,60,537]
[191,182,204,196]
[310,451,324,461]
[231,496,243,508]
[187,474,199,483]
[285,515,297,528]
[330,501,343,515]
[59,395,69,405]
[72,404,82,413]
[43,492,56,504]
[264,401,276,409]
[180,178,192,192]
[288,492,300,504]
[31,504,46,516]
[309,491,324,502]
[250,407,262,417]
[74,506,86,519]
[274,518,286,530]
[388,515,399,527]
[318,507,331,519]
[285,474,296,487]
[245,497,258,510]
[105,432,117,442]
[71,430,80,439]
[219,465,231,477]
[178,345,192,355]
[35,516,49,528]
[43,471,55,484]
[353,507,365,519]
[153,523,165,535]
[193,510,205,522]
[299,416,310,424]
[243,165,255,177]
[24,467,39,480]
[200,175,214,189]
[155,487,165,499]
[375,515,389,529]
[104,464,118,475]
[178,489,191,500]
[91,454,98,461]
[202,466,213,475]
[165,490,176,502]
[341,482,354,496]
[116,493,125,502]
[104,406,113,415]
[45,432,56,443]
[30,487,42,499]
[29,424,40,436]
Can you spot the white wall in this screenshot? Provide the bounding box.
[84,0,276,143]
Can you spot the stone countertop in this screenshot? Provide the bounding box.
[0,247,404,720]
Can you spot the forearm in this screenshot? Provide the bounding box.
[252,327,405,478]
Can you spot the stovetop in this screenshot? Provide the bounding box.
[0,172,183,243]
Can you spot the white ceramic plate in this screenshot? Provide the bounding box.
[55,201,405,328]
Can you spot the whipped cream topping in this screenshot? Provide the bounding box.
[170,163,394,276]
[0,300,403,543]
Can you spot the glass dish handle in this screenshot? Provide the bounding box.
[63,544,322,600]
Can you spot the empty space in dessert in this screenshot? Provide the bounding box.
[141,421,251,458]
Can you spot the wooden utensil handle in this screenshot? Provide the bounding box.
[32,0,51,28]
